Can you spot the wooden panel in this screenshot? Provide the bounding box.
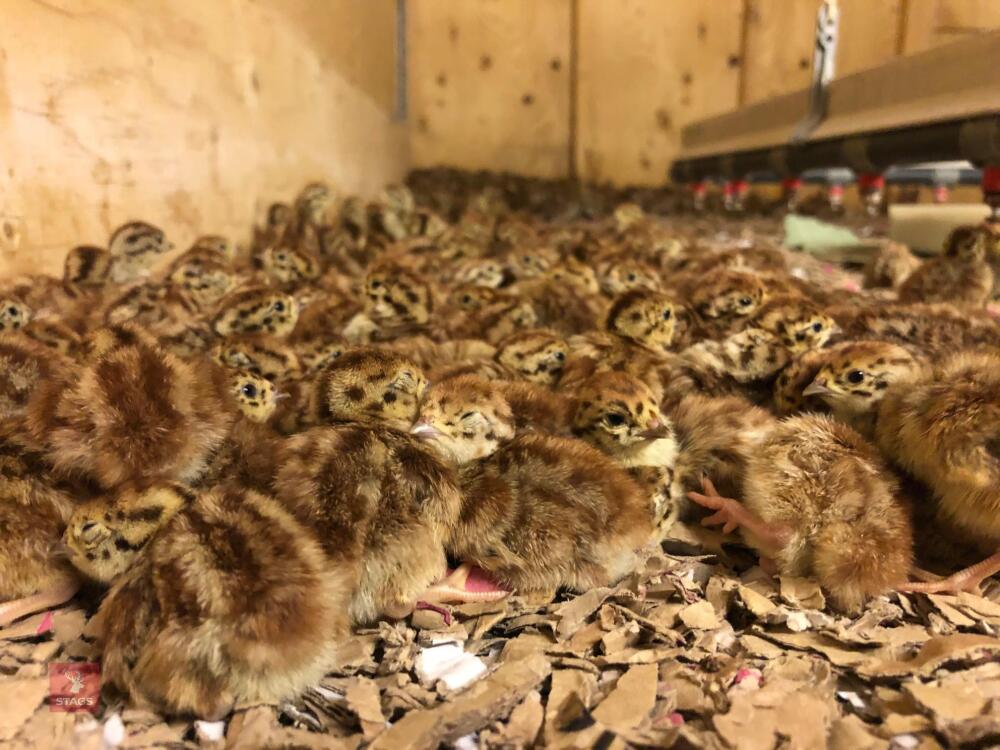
[407,0,572,179]
[0,0,406,277]
[575,0,744,186]
[902,0,1000,54]
[836,0,904,76]
[741,0,818,105]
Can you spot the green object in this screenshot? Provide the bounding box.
[783,214,861,250]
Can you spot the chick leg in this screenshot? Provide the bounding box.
[899,550,1000,594]
[0,580,80,627]
[417,563,511,606]
[688,477,792,553]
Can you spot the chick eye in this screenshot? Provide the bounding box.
[812,322,823,332]
[460,411,478,421]
[739,297,753,306]
[241,383,258,398]
[80,521,96,533]
[627,273,637,282]
[273,300,285,312]
[554,351,566,361]
[8,307,18,316]
[847,370,865,384]
[370,280,382,289]
[523,256,531,263]
[276,253,287,262]
[605,413,626,427]
[462,294,472,304]
[662,309,672,320]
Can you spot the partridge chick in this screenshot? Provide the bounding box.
[690,414,913,613]
[413,375,655,599]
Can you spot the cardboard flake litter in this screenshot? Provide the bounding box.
[1,522,999,748]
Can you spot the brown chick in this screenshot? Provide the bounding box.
[26,329,234,488]
[261,246,321,289]
[77,482,343,719]
[683,269,768,339]
[211,335,302,383]
[63,482,191,584]
[689,414,913,613]
[670,393,776,520]
[830,301,1000,355]
[64,245,113,287]
[494,329,569,386]
[606,289,689,354]
[0,422,81,626]
[196,370,282,489]
[212,287,300,339]
[413,375,656,599]
[749,294,838,354]
[874,350,1000,592]
[863,241,922,289]
[898,225,993,307]
[274,348,494,624]
[107,221,174,284]
[572,371,679,533]
[0,333,71,420]
[802,340,928,439]
[664,327,792,407]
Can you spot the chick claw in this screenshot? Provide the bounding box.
[899,551,1000,595]
[687,477,747,535]
[418,563,511,606]
[688,477,791,551]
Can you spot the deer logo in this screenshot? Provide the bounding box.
[64,670,86,694]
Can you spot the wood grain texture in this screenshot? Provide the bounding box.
[902,0,1000,54]
[406,0,572,179]
[741,0,818,106]
[575,0,743,186]
[0,0,406,277]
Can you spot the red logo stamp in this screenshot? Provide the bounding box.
[49,662,100,713]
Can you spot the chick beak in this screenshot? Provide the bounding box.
[273,391,291,402]
[803,380,834,398]
[410,421,441,440]
[639,418,672,440]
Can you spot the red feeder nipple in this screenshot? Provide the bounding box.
[983,166,1000,193]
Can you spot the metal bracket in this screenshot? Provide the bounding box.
[790,0,839,144]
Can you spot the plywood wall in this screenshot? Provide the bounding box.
[575,1,744,186]
[407,0,1000,186]
[0,0,406,277]
[407,0,572,179]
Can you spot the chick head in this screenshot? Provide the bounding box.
[572,371,671,454]
[495,329,568,386]
[262,246,320,286]
[690,270,767,319]
[0,298,31,332]
[363,263,432,326]
[545,260,600,295]
[454,258,506,289]
[212,288,299,339]
[411,375,515,465]
[296,338,346,374]
[316,347,426,430]
[505,246,555,280]
[230,369,279,423]
[63,245,112,287]
[600,259,659,295]
[606,289,682,353]
[189,234,234,260]
[64,483,191,583]
[752,295,837,353]
[449,284,500,312]
[804,341,923,419]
